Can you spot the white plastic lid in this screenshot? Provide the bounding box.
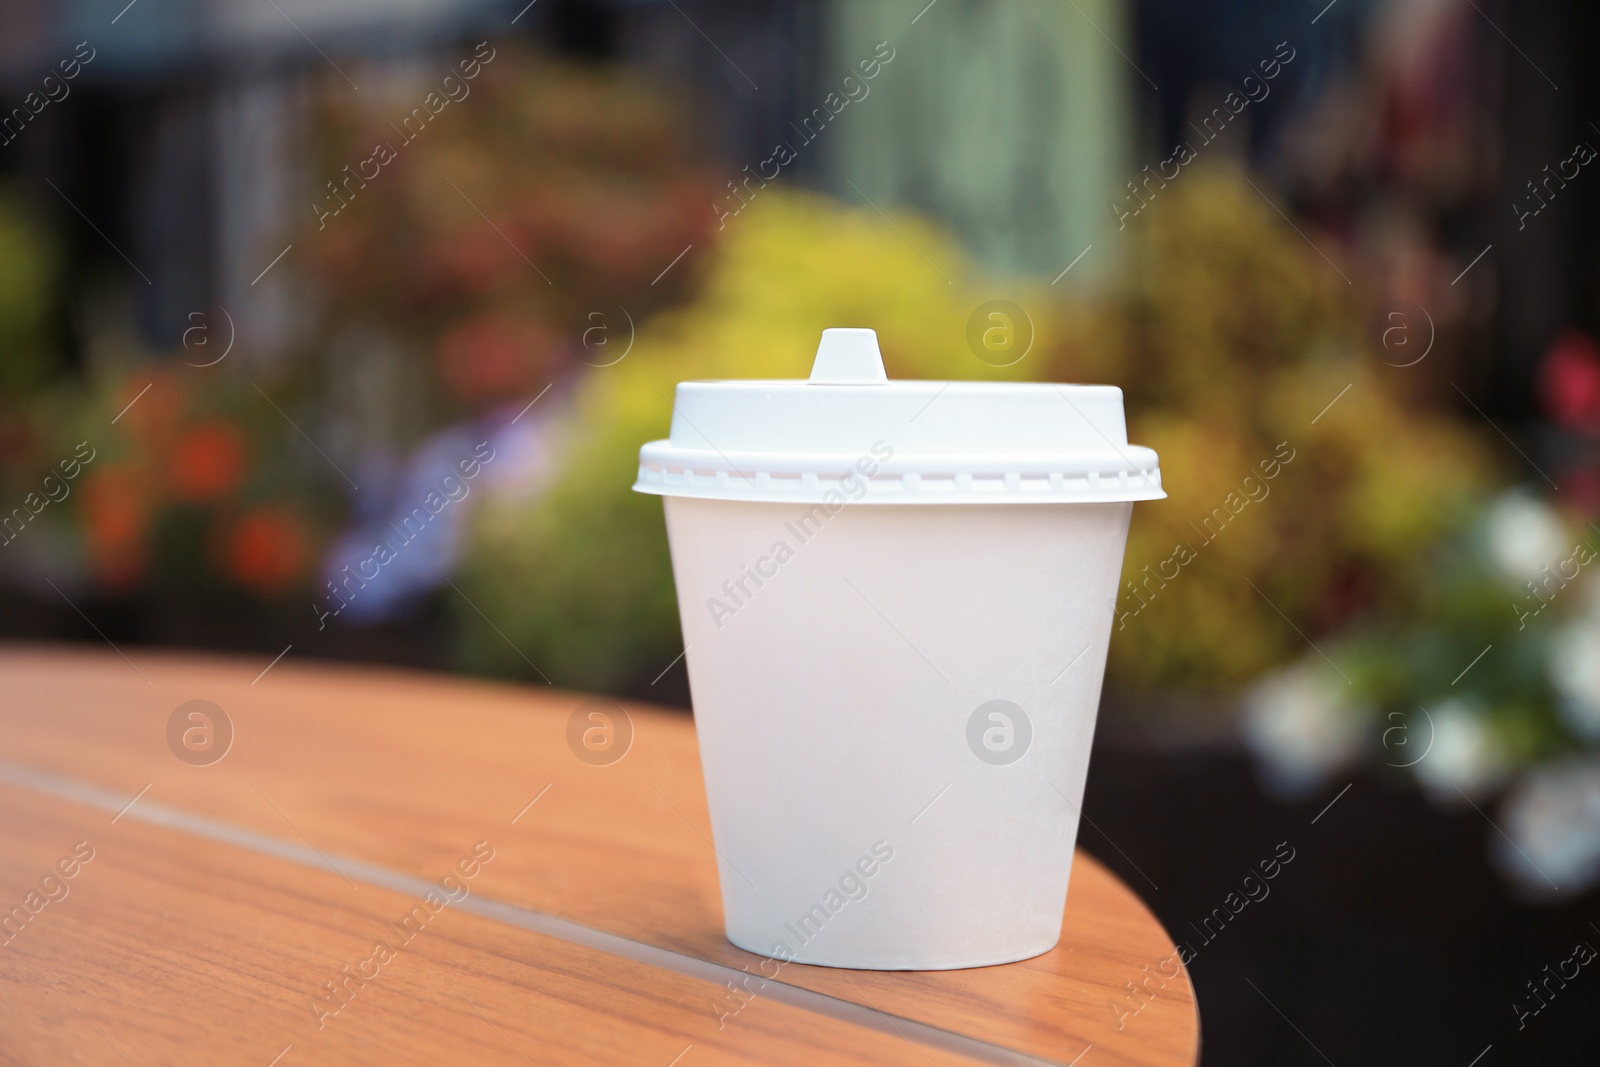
[633,328,1163,505]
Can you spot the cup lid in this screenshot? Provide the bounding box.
[633,328,1164,505]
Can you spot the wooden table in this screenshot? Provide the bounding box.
[0,645,1198,1066]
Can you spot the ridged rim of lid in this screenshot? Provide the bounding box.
[635,445,1163,504]
[633,328,1164,505]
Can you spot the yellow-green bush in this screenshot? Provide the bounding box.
[457,190,1041,689]
[458,168,1490,700]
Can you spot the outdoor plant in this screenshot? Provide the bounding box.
[459,166,1491,704]
[297,44,717,439]
[0,186,325,602]
[2,356,334,601]
[0,47,723,613]
[1244,332,1600,898]
[1046,163,1491,692]
[456,188,1033,691]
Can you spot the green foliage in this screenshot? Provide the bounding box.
[299,47,715,442]
[456,190,1040,690]
[1335,498,1590,769]
[1053,163,1491,691]
[458,167,1489,702]
[0,185,58,399]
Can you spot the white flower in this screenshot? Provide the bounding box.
[1493,759,1600,899]
[1411,699,1509,803]
[1241,661,1369,798]
[1483,491,1569,585]
[1549,620,1600,740]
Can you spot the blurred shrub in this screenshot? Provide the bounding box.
[1055,163,1492,691]
[2,47,722,615]
[4,357,335,599]
[457,190,1041,690]
[0,162,334,604]
[0,185,56,401]
[1242,333,1600,898]
[300,45,716,443]
[459,166,1489,699]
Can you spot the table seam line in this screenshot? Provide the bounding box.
[0,757,1103,1067]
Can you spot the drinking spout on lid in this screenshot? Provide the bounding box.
[808,328,889,384]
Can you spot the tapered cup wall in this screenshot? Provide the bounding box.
[664,496,1133,970]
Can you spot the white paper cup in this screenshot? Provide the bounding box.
[636,329,1162,969]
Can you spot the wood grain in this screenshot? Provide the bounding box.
[0,784,989,1066]
[0,644,1198,1065]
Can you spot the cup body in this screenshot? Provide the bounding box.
[664,494,1132,969]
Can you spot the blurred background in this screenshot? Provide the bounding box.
[0,0,1597,1060]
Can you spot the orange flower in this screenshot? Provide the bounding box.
[81,467,149,590]
[224,507,310,596]
[170,422,247,501]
